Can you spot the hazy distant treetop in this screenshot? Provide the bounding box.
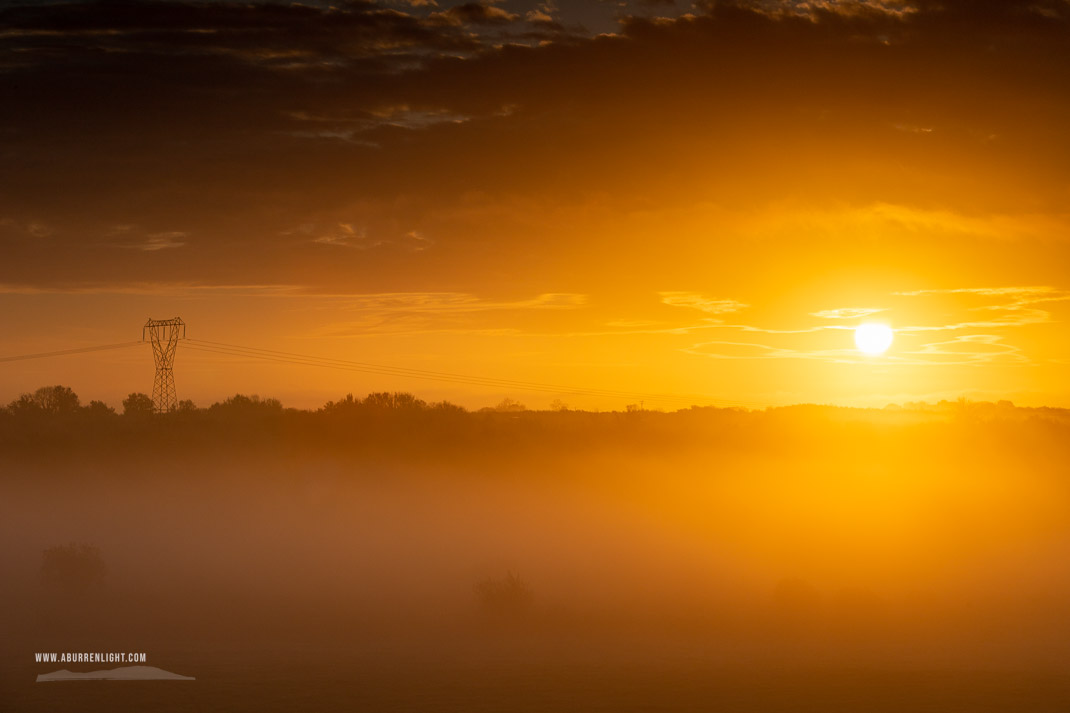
[40,543,107,596]
[210,394,283,412]
[493,398,526,413]
[85,400,117,417]
[8,385,80,416]
[6,384,1069,425]
[362,391,427,410]
[430,400,466,414]
[122,392,154,418]
[320,392,464,415]
[321,393,360,414]
[475,571,534,616]
[2,384,1070,463]
[175,399,198,413]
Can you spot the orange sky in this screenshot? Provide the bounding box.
[1,0,1068,410]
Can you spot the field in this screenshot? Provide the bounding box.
[3,401,1070,711]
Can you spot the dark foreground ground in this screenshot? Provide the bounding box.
[4,403,1070,711]
[6,636,1070,713]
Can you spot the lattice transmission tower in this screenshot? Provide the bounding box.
[143,317,185,413]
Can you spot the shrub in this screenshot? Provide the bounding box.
[40,543,107,595]
[474,570,534,615]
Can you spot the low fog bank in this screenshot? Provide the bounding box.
[3,394,1070,673]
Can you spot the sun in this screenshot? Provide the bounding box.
[854,323,894,355]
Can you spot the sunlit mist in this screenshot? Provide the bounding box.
[4,0,1070,710]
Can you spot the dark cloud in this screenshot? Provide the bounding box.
[0,0,480,65]
[429,2,520,26]
[0,0,1068,290]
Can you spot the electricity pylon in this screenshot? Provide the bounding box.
[143,318,185,413]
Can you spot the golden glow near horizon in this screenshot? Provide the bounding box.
[0,1,1069,409]
[854,323,894,356]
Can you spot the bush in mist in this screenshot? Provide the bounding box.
[771,577,822,631]
[122,392,154,417]
[475,571,534,615]
[362,391,427,410]
[8,385,81,416]
[210,394,283,413]
[85,400,117,417]
[492,398,526,413]
[4,383,1070,464]
[40,543,107,596]
[175,399,198,412]
[829,587,888,636]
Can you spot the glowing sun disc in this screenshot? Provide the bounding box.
[855,323,894,355]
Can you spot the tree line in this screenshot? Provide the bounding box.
[2,384,1068,461]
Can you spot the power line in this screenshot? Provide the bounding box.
[183,342,709,407]
[144,318,185,413]
[0,341,144,364]
[184,342,679,404]
[0,334,761,409]
[184,338,760,408]
[186,339,700,402]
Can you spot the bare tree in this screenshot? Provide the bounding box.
[475,571,534,615]
[40,543,107,596]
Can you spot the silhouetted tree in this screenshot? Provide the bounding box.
[175,399,198,413]
[494,398,525,413]
[475,571,534,615]
[40,543,106,596]
[7,394,38,416]
[771,577,822,631]
[362,392,426,410]
[321,393,359,414]
[830,586,887,635]
[430,400,466,415]
[211,394,283,412]
[8,385,80,416]
[84,400,117,417]
[122,392,155,417]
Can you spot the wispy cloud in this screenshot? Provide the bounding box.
[138,232,187,251]
[678,285,1067,366]
[683,335,1027,366]
[313,292,588,337]
[659,292,748,315]
[908,334,1028,365]
[428,3,520,27]
[0,285,582,306]
[0,218,54,239]
[682,341,815,361]
[404,230,434,252]
[0,282,308,297]
[760,203,1070,244]
[811,307,886,319]
[895,286,1070,332]
[737,0,918,21]
[287,222,435,252]
[312,223,378,248]
[109,227,188,251]
[285,105,477,145]
[332,292,586,314]
[895,286,1067,302]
